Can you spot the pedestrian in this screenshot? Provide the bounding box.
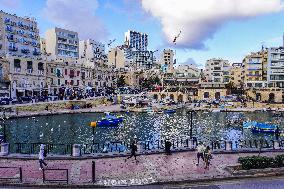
[196,142,205,166]
[165,139,172,155]
[204,146,211,169]
[275,125,280,140]
[125,140,138,163]
[38,144,48,170]
[45,105,49,111]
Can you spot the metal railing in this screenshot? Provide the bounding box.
[43,169,68,184]
[13,143,72,155]
[0,167,22,183]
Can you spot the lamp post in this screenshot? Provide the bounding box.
[1,111,8,143]
[188,110,194,139]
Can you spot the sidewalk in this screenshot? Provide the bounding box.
[0,151,283,187]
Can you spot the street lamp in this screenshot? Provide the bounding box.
[0,111,9,143]
[187,110,194,139]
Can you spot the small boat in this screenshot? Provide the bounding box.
[90,112,123,128]
[243,121,257,129]
[164,109,176,114]
[272,112,283,117]
[251,122,277,133]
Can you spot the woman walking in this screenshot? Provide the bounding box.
[38,144,48,170]
[204,146,211,169]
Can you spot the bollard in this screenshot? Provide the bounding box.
[0,143,9,156]
[225,141,231,151]
[72,144,81,157]
[274,140,280,150]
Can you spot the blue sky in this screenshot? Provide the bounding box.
[1,0,284,68]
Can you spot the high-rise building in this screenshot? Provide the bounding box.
[45,27,79,59]
[79,39,105,61]
[204,58,231,83]
[0,10,41,57]
[161,49,174,73]
[124,30,148,51]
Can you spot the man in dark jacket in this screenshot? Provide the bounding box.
[125,140,138,163]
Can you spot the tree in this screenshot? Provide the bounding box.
[117,75,126,87]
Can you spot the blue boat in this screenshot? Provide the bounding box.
[164,109,176,114]
[251,122,277,133]
[96,113,124,127]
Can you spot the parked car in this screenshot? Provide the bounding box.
[38,96,48,102]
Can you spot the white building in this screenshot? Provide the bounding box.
[205,58,231,83]
[45,27,79,59]
[0,10,41,57]
[124,30,148,51]
[175,64,200,78]
[267,46,284,88]
[79,39,105,61]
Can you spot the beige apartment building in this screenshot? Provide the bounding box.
[107,47,125,69]
[46,58,93,96]
[45,27,79,59]
[230,63,244,88]
[204,58,231,83]
[161,49,174,73]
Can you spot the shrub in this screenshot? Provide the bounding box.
[238,155,277,170]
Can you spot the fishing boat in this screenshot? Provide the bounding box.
[164,109,176,114]
[243,121,277,133]
[90,112,123,127]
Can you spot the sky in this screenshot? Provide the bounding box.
[1,0,284,68]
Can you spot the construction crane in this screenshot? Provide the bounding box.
[107,39,116,47]
[173,30,181,45]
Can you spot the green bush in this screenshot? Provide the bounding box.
[238,155,278,170]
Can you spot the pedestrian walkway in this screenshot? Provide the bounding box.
[0,151,282,187]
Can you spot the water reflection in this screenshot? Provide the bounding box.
[5,110,283,152]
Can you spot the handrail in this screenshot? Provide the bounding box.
[0,167,22,182]
[43,168,68,184]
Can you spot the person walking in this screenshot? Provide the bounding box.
[165,139,172,155]
[204,146,211,169]
[196,142,205,166]
[38,144,48,170]
[125,140,138,163]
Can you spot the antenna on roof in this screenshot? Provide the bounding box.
[107,39,116,47]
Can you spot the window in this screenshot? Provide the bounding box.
[38,62,44,71]
[65,80,67,85]
[14,59,21,68]
[51,68,54,73]
[27,61,33,69]
[77,71,80,76]
[57,79,60,85]
[70,80,74,85]
[65,69,67,75]
[77,80,79,86]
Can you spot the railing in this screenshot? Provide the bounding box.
[13,143,72,155]
[43,169,68,184]
[10,138,283,155]
[0,167,22,183]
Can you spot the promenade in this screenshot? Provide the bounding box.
[0,150,283,187]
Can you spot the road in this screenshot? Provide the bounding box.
[0,176,283,189]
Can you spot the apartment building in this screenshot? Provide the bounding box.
[124,30,148,51]
[46,59,93,96]
[267,47,284,88]
[79,39,105,61]
[107,47,125,69]
[243,51,267,88]
[45,27,79,59]
[204,58,231,83]
[174,64,200,78]
[230,63,244,89]
[0,10,41,57]
[160,49,174,73]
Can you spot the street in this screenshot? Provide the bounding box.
[0,176,284,189]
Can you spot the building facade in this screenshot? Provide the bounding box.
[267,47,284,88]
[160,49,174,73]
[230,63,244,88]
[0,10,41,57]
[0,57,10,98]
[124,30,148,51]
[45,27,79,59]
[204,58,231,83]
[79,39,105,61]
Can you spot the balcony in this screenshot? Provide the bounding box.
[21,49,30,54]
[38,70,44,75]
[9,47,18,51]
[33,51,41,56]
[27,69,33,74]
[14,68,21,73]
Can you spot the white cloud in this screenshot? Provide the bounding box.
[0,0,21,9]
[141,0,284,49]
[43,0,108,40]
